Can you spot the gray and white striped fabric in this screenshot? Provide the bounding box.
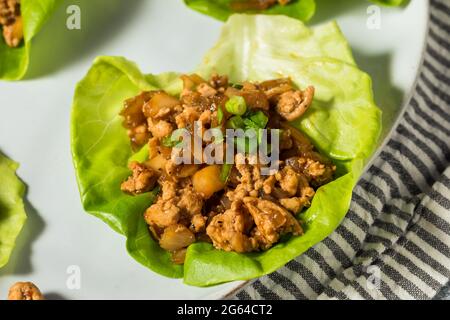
[233,0,450,300]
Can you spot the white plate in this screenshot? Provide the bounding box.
[0,0,429,300]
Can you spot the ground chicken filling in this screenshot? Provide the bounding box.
[0,0,22,47]
[230,0,292,11]
[8,282,44,300]
[120,74,336,264]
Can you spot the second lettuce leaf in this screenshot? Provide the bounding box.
[184,0,316,22]
[184,0,406,22]
[71,15,381,286]
[0,152,27,268]
[371,0,406,6]
[0,0,59,80]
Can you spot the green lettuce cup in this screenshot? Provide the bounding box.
[183,0,406,22]
[71,15,381,286]
[371,0,406,6]
[0,152,26,268]
[184,0,316,22]
[0,0,59,81]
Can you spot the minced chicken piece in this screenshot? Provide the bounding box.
[119,73,335,263]
[8,282,44,300]
[0,0,22,47]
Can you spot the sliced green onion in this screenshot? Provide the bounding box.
[217,106,224,124]
[226,116,245,129]
[225,95,247,116]
[229,82,243,90]
[161,128,189,148]
[242,111,268,130]
[249,111,268,128]
[243,118,258,129]
[220,164,233,183]
[152,185,161,196]
[161,136,176,147]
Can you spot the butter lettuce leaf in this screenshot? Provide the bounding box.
[71,56,183,278]
[0,0,59,80]
[71,15,381,286]
[186,14,381,285]
[0,153,27,268]
[183,0,405,22]
[371,0,406,6]
[184,0,316,22]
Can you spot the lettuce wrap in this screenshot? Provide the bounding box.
[71,15,381,286]
[184,0,407,22]
[184,0,316,22]
[0,0,59,81]
[0,152,26,268]
[371,0,406,6]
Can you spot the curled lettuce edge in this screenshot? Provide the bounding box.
[71,56,185,278]
[184,0,316,22]
[71,16,381,286]
[0,0,59,81]
[183,0,406,22]
[371,0,407,6]
[0,153,27,268]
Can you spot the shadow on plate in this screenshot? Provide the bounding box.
[0,195,45,277]
[44,292,68,300]
[353,50,404,140]
[26,0,146,79]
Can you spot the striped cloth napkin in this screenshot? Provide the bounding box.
[233,0,450,300]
